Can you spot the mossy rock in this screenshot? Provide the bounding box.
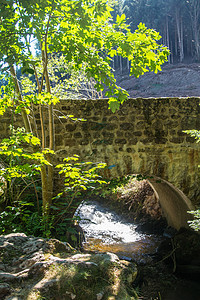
[24,252,138,300]
[0,234,138,299]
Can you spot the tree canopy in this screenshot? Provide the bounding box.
[0,0,169,221]
[0,0,169,111]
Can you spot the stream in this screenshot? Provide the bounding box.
[76,200,162,262]
[76,200,200,300]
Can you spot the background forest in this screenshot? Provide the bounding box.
[113,0,200,72]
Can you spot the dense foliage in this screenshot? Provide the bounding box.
[0,0,169,110]
[0,0,169,238]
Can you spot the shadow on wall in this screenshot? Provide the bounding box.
[147,176,195,230]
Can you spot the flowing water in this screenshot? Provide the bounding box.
[76,200,162,262]
[76,200,200,300]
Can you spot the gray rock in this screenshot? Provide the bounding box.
[18,251,45,269]
[1,233,27,244]
[0,272,16,282]
[0,241,16,250]
[22,238,45,254]
[28,261,51,276]
[0,233,137,299]
[33,278,60,291]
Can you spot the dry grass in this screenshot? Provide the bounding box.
[112,178,162,220]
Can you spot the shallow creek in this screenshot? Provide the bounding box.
[76,200,200,300]
[76,200,162,262]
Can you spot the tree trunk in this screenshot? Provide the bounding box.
[40,45,54,215]
[166,15,171,63]
[127,57,129,71]
[175,9,184,62]
[34,66,46,148]
[188,0,200,61]
[171,40,174,64]
[9,66,32,133]
[119,55,123,74]
[175,29,178,57]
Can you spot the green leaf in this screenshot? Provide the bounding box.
[108,98,120,113]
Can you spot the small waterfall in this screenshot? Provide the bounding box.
[76,200,162,262]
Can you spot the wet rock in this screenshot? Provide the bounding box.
[156,238,172,260]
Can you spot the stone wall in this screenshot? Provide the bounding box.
[1,97,200,204]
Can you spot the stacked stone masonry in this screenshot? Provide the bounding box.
[1,97,200,204]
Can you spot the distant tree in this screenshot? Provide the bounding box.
[120,0,200,64]
[185,0,200,61]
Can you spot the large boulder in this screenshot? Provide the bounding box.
[0,233,137,299]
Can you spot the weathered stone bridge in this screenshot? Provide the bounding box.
[1,97,200,229]
[56,97,200,230]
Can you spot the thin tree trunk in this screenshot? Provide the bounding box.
[34,66,46,148]
[180,17,184,61]
[119,55,123,74]
[171,40,174,64]
[188,0,200,60]
[175,29,178,57]
[166,16,170,64]
[9,66,32,133]
[40,164,48,212]
[31,102,39,140]
[176,9,184,62]
[40,27,54,214]
[127,57,129,71]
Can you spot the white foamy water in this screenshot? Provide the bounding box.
[76,200,146,244]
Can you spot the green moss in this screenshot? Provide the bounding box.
[24,253,138,300]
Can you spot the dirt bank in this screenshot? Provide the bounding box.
[116,63,200,98]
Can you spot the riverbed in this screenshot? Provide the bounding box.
[76,199,200,300]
